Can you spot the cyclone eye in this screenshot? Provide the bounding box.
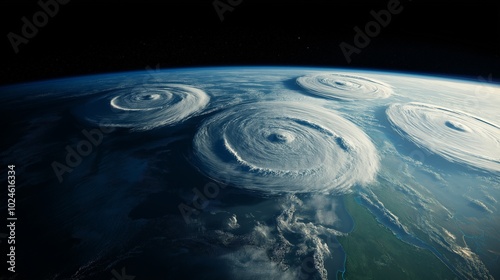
[297,73,393,100]
[73,84,209,130]
[268,131,295,143]
[192,101,380,194]
[387,102,500,172]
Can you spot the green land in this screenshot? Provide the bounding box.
[337,194,458,280]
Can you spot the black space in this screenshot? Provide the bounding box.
[1,0,499,85]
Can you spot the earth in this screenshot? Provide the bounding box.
[1,66,499,280]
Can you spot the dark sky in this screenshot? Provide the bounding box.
[1,0,499,85]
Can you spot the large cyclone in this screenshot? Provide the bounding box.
[296,73,393,100]
[386,102,500,172]
[74,83,209,130]
[192,102,380,193]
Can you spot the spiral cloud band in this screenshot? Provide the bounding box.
[296,73,393,100]
[192,102,380,193]
[75,83,209,130]
[386,102,500,172]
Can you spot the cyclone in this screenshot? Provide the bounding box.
[386,102,500,172]
[296,73,393,100]
[192,102,380,193]
[74,83,209,130]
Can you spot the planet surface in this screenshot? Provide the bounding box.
[1,66,499,280]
